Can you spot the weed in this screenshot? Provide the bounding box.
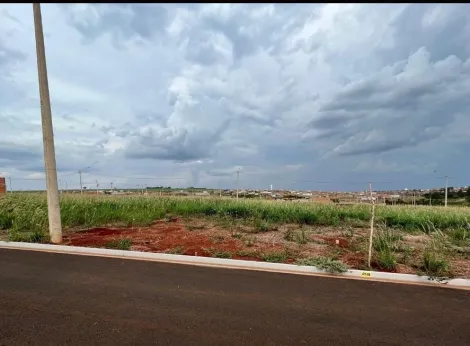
[244,236,255,247]
[186,224,205,231]
[210,235,225,243]
[104,239,132,250]
[400,246,415,265]
[166,246,185,254]
[296,257,348,273]
[377,249,397,270]
[8,230,45,243]
[236,249,260,257]
[261,248,291,263]
[422,248,451,281]
[342,226,355,238]
[231,232,243,239]
[214,251,232,259]
[253,219,271,233]
[294,228,308,245]
[373,229,401,252]
[283,229,294,241]
[448,228,469,246]
[329,246,343,260]
[202,247,232,258]
[421,221,439,235]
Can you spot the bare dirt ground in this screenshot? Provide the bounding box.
[60,217,423,275]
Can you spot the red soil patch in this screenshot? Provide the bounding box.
[64,220,255,260]
[340,252,365,268]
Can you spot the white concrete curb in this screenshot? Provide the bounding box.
[1,241,469,289]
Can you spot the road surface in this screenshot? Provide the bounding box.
[0,248,469,345]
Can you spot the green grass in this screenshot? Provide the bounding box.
[203,247,232,258]
[166,246,185,254]
[296,257,349,273]
[295,228,308,245]
[8,230,45,243]
[373,229,401,252]
[377,249,397,270]
[448,228,469,246]
[2,194,470,235]
[104,239,132,250]
[422,248,451,280]
[261,252,287,263]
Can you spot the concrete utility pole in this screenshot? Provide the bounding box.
[95,180,99,195]
[79,170,83,194]
[236,170,240,201]
[8,177,12,193]
[444,175,448,207]
[33,3,62,243]
[110,182,113,190]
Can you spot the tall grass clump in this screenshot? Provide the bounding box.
[372,228,401,270]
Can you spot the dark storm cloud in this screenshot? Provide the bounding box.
[378,4,470,64]
[0,42,27,106]
[310,48,470,156]
[124,120,231,162]
[0,142,41,162]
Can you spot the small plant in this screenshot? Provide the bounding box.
[296,257,348,273]
[283,229,294,241]
[231,232,243,239]
[166,246,185,254]
[421,221,438,235]
[186,224,205,231]
[448,228,468,246]
[400,246,415,265]
[244,236,255,247]
[202,247,232,258]
[237,249,260,257]
[210,235,225,243]
[342,226,355,238]
[261,248,291,263]
[422,248,451,281]
[253,219,270,233]
[373,229,401,252]
[214,251,232,258]
[377,249,397,270]
[294,228,308,245]
[104,239,132,250]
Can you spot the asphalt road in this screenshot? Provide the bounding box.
[0,249,469,346]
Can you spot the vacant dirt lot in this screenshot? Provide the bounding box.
[59,216,470,278]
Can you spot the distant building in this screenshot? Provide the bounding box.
[0,177,6,194]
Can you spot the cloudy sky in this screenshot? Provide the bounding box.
[1,3,470,192]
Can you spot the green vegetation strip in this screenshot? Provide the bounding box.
[1,194,470,236]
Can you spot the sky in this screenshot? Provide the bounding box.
[1,3,470,192]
